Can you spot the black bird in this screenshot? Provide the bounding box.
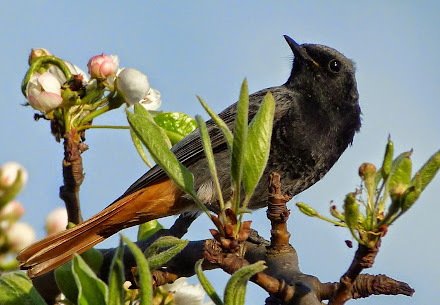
[18,35,361,278]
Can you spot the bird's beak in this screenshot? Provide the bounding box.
[283,35,319,67]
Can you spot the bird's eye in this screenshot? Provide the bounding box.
[328,59,342,73]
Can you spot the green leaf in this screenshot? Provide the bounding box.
[54,248,103,304]
[196,115,225,210]
[72,254,108,305]
[144,236,188,269]
[242,91,275,197]
[195,259,223,305]
[130,128,153,168]
[81,248,104,274]
[224,261,266,305]
[0,273,47,305]
[55,261,78,303]
[137,220,165,241]
[230,79,249,189]
[133,103,171,148]
[108,241,125,305]
[296,202,318,217]
[127,110,196,198]
[381,138,394,179]
[386,151,412,191]
[153,112,197,145]
[412,149,440,192]
[197,95,233,149]
[122,235,152,305]
[343,193,360,230]
[400,175,422,212]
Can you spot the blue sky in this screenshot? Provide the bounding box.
[1,2,439,304]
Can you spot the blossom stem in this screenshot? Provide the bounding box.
[78,95,124,126]
[64,108,71,133]
[21,56,72,96]
[76,125,130,132]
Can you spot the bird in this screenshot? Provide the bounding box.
[17,35,361,278]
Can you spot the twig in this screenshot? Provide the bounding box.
[59,130,86,224]
[320,273,414,300]
[266,172,293,251]
[328,242,380,305]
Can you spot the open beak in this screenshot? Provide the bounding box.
[283,35,319,67]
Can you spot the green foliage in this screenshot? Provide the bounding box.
[242,91,275,199]
[0,273,47,305]
[108,241,125,305]
[195,259,223,305]
[297,139,440,248]
[55,260,79,303]
[224,261,266,305]
[195,259,266,305]
[55,248,103,303]
[137,219,165,241]
[122,235,153,305]
[153,112,197,145]
[130,105,197,167]
[127,109,197,199]
[196,95,233,149]
[143,236,188,270]
[196,115,226,211]
[230,79,249,213]
[72,254,109,305]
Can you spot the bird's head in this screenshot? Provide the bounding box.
[284,35,361,133]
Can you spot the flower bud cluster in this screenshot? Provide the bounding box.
[22,48,162,137]
[0,162,35,256]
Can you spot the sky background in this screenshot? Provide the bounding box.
[1,1,439,304]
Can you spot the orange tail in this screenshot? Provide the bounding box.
[17,178,187,278]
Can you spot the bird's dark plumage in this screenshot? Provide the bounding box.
[18,35,361,277]
[120,36,361,209]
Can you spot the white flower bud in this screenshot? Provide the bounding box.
[0,162,28,189]
[46,207,68,235]
[161,277,213,305]
[116,68,151,105]
[6,222,36,252]
[26,72,63,112]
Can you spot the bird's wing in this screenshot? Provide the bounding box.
[112,88,271,204]
[113,102,237,202]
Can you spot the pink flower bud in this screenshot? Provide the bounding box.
[28,48,52,65]
[87,54,119,79]
[26,72,63,112]
[0,200,25,220]
[45,207,68,235]
[0,162,28,189]
[6,222,36,252]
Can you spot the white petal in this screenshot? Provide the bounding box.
[139,88,161,110]
[35,92,63,111]
[173,284,206,305]
[26,74,42,97]
[48,61,89,84]
[161,277,188,292]
[39,72,62,95]
[117,68,151,105]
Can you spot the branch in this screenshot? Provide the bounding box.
[327,241,380,305]
[30,173,414,305]
[320,273,414,300]
[59,130,86,224]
